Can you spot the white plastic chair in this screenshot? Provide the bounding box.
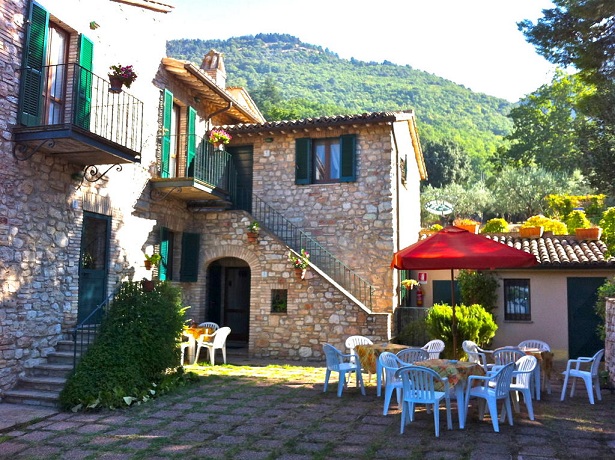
[323,344,365,397]
[179,341,190,366]
[198,322,220,331]
[560,349,604,404]
[505,355,537,421]
[395,365,453,437]
[396,347,429,365]
[345,335,373,363]
[462,340,493,369]
[465,362,515,432]
[493,347,525,367]
[518,339,550,351]
[193,326,231,365]
[422,339,445,359]
[379,352,405,415]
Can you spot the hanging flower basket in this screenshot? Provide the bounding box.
[108,75,123,93]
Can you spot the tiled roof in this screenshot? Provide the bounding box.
[221,111,417,134]
[484,233,615,268]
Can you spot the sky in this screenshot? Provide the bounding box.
[166,0,557,102]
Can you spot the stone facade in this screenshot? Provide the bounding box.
[606,297,614,387]
[0,0,425,394]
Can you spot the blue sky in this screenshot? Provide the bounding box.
[167,0,557,102]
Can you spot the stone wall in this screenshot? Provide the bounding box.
[606,297,615,387]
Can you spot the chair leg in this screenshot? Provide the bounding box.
[383,384,394,415]
[560,372,570,401]
[593,376,602,402]
[337,371,346,397]
[486,398,499,432]
[583,375,595,404]
[504,397,513,426]
[523,389,534,420]
[570,376,577,397]
[324,370,331,392]
[356,368,365,396]
[222,345,227,364]
[445,397,452,430]
[209,347,215,365]
[433,401,440,437]
[192,344,202,365]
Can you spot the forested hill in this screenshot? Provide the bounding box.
[167,33,513,163]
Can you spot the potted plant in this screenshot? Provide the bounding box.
[108,64,138,93]
[401,279,419,290]
[288,249,310,280]
[144,253,162,270]
[208,128,232,150]
[247,221,260,242]
[453,218,480,234]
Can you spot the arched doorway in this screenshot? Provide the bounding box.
[207,257,250,346]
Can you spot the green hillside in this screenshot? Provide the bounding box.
[167,33,513,168]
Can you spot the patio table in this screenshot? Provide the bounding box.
[414,359,485,429]
[356,343,408,396]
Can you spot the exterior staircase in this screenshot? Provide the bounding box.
[2,336,86,408]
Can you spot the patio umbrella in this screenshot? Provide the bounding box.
[391,226,538,357]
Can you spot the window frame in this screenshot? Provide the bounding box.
[295,134,356,185]
[503,279,531,321]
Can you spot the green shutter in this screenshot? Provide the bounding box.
[159,227,169,281]
[339,134,356,182]
[295,138,312,185]
[74,35,93,129]
[180,232,200,282]
[18,2,49,126]
[186,106,197,176]
[161,89,173,178]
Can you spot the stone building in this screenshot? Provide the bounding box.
[1,0,426,399]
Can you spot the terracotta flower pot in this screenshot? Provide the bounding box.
[575,227,602,240]
[294,268,306,280]
[144,260,152,270]
[247,231,258,242]
[457,224,479,234]
[519,226,544,238]
[108,75,123,93]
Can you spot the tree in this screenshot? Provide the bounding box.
[518,0,615,194]
[422,140,471,187]
[494,71,590,173]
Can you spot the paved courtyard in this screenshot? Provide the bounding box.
[0,357,614,459]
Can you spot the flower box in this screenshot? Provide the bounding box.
[575,227,602,240]
[457,224,479,234]
[519,226,544,238]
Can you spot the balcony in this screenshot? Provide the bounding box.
[13,63,143,166]
[149,134,237,208]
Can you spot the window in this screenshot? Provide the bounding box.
[161,89,197,178]
[19,2,93,128]
[271,289,287,313]
[504,279,531,321]
[159,227,174,281]
[295,134,356,184]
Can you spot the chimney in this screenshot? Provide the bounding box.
[201,49,227,88]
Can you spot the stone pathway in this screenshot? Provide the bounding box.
[0,361,613,459]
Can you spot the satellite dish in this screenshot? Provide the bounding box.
[425,200,454,216]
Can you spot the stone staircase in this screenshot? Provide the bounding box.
[2,336,85,408]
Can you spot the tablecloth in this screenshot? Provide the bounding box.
[356,343,408,375]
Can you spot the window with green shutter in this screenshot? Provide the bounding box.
[186,106,197,176]
[180,232,200,282]
[160,89,173,178]
[159,227,174,281]
[295,134,356,184]
[18,2,49,126]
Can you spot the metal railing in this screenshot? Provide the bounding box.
[235,191,374,308]
[71,286,120,372]
[21,63,143,153]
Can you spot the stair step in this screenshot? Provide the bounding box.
[2,389,60,408]
[30,363,73,378]
[18,376,66,392]
[46,351,77,365]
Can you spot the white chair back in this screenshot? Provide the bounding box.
[518,339,550,351]
[212,327,231,347]
[198,322,220,331]
[422,339,445,359]
[396,347,428,364]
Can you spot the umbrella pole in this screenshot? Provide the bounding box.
[451,268,457,359]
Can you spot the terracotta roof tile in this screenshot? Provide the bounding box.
[485,233,614,267]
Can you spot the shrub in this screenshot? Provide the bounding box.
[482,218,508,233]
[599,207,615,257]
[594,276,615,341]
[458,270,500,313]
[425,303,497,359]
[59,281,189,410]
[396,318,428,346]
[522,215,568,235]
[565,209,591,232]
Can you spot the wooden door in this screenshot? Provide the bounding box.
[567,277,605,358]
[224,267,250,342]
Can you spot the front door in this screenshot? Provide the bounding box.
[224,267,250,342]
[567,277,605,358]
[78,212,110,323]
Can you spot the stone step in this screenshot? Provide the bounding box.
[46,351,77,365]
[1,389,60,408]
[17,376,66,392]
[29,363,73,378]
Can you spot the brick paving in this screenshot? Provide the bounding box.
[0,358,614,459]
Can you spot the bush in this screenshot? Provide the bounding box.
[458,270,500,313]
[425,303,497,359]
[396,318,428,346]
[59,281,189,410]
[565,210,591,232]
[594,276,615,341]
[481,218,508,233]
[522,215,568,235]
[599,207,615,257]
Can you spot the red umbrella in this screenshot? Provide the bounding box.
[391,226,538,356]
